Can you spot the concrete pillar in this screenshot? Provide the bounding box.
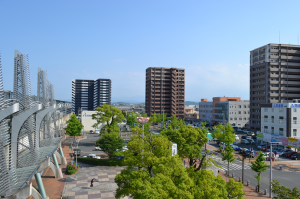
[52,154,63,178]
[35,173,49,199]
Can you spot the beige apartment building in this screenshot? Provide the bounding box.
[250,43,300,130]
[145,67,185,119]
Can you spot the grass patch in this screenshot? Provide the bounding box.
[77,157,126,166]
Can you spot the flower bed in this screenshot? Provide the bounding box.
[67,162,79,175]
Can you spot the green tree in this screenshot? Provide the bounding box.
[226,178,245,199]
[212,123,236,151]
[127,112,138,128]
[92,104,125,133]
[115,126,245,199]
[64,114,83,139]
[222,144,235,177]
[271,180,300,199]
[250,151,269,192]
[161,124,210,170]
[166,115,185,130]
[96,133,125,159]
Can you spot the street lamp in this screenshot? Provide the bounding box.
[268,141,282,198]
[136,117,150,162]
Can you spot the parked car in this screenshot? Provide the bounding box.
[235,135,239,140]
[236,129,243,132]
[85,154,101,159]
[246,138,255,144]
[115,155,125,160]
[284,151,297,158]
[241,135,247,140]
[241,139,250,144]
[95,146,101,151]
[261,145,270,151]
[95,130,100,134]
[257,144,266,150]
[251,135,257,140]
[230,144,239,150]
[291,153,300,160]
[266,147,280,152]
[245,131,255,136]
[90,130,94,134]
[275,149,286,156]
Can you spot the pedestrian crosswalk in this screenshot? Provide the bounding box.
[208,155,252,172]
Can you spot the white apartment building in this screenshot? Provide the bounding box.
[199,99,213,125]
[261,103,300,138]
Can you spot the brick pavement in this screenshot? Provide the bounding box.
[62,164,128,199]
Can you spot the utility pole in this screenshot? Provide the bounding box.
[222,110,226,151]
[242,151,246,184]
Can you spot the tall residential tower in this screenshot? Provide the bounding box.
[72,78,111,115]
[145,67,185,119]
[250,43,300,130]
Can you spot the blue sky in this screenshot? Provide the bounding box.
[1,1,300,103]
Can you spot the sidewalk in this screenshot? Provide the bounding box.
[205,144,269,198]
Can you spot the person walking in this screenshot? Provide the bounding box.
[90,179,94,189]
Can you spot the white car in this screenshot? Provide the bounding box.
[95,146,101,151]
[230,144,239,150]
[246,138,255,144]
[84,154,101,159]
[95,130,100,134]
[235,135,239,140]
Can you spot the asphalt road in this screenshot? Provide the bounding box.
[211,151,300,192]
[77,133,106,156]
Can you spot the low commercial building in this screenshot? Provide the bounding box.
[260,103,300,137]
[199,99,213,125]
[81,111,106,133]
[184,107,199,121]
[212,99,250,128]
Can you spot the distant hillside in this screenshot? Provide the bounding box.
[185,101,199,106]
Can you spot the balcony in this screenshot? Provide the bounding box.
[270,67,279,72]
[281,81,300,85]
[281,68,300,73]
[281,49,300,54]
[281,74,300,80]
[252,81,266,85]
[270,81,279,84]
[270,87,279,90]
[281,87,300,91]
[281,93,300,98]
[270,74,279,78]
[270,93,279,97]
[252,75,266,80]
[270,49,279,53]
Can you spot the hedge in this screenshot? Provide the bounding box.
[77,157,127,166]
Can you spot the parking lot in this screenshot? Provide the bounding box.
[210,129,297,162]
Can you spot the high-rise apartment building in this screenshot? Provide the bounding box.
[145,67,185,118]
[250,43,300,130]
[72,78,111,114]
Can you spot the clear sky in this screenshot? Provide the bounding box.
[1,1,300,103]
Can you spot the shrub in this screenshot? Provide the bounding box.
[67,162,79,175]
[77,157,126,166]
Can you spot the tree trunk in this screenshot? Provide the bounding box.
[228,161,230,176]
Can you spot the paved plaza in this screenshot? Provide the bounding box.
[62,163,129,199]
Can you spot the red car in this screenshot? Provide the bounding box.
[284,151,297,158]
[261,145,270,151]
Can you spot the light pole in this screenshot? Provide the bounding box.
[136,117,150,164]
[269,141,281,198]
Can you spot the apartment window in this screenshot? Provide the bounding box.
[239,118,242,120]
[293,108,297,112]
[264,115,268,122]
[244,118,247,120]
[279,128,284,135]
[272,116,274,123]
[244,105,246,108]
[238,111,241,114]
[234,118,237,120]
[293,129,297,137]
[244,111,246,114]
[279,108,283,112]
[264,108,268,112]
[293,117,297,124]
[230,118,233,120]
[279,116,284,124]
[271,127,274,134]
[264,126,268,133]
[239,105,241,108]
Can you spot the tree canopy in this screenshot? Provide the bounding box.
[64,114,83,138]
[115,125,245,199]
[271,180,300,199]
[96,133,125,159]
[92,104,125,133]
[250,151,269,192]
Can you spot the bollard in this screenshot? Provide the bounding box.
[239,177,241,182]
[264,189,267,195]
[280,166,282,170]
[232,173,234,178]
[247,180,250,186]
